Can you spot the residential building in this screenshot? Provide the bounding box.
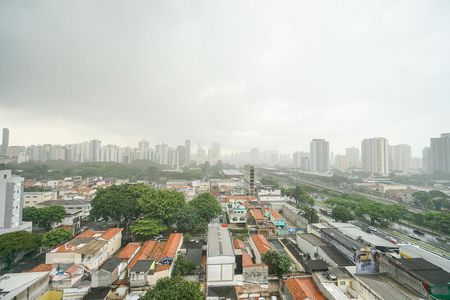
[249,234,272,264]
[429,133,450,174]
[196,145,207,165]
[89,139,102,162]
[207,223,235,286]
[45,228,123,272]
[23,191,53,207]
[244,165,255,196]
[361,137,389,175]
[0,170,32,235]
[264,208,286,228]
[209,142,221,165]
[389,144,412,171]
[1,128,9,155]
[334,154,348,171]
[281,277,326,300]
[310,139,329,172]
[185,139,191,165]
[345,147,360,168]
[225,202,247,224]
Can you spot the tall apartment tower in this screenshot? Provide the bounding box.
[1,128,9,155]
[208,143,221,165]
[89,139,102,162]
[185,139,191,165]
[389,144,412,172]
[346,147,361,168]
[361,137,389,175]
[310,139,330,172]
[429,133,450,174]
[244,165,255,196]
[0,170,25,230]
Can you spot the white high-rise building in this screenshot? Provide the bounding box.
[155,143,169,165]
[0,170,31,235]
[389,144,412,172]
[196,145,207,165]
[310,139,329,172]
[345,147,361,168]
[185,139,191,165]
[208,143,221,165]
[361,137,389,175]
[90,139,102,162]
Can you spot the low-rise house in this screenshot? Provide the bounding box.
[281,277,326,300]
[207,223,235,286]
[23,191,53,207]
[242,252,269,284]
[249,234,272,264]
[264,208,286,228]
[129,260,156,288]
[92,258,121,287]
[116,242,141,279]
[225,202,247,224]
[46,228,123,272]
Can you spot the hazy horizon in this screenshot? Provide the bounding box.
[1,1,449,156]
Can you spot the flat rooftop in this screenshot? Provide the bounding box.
[320,245,354,267]
[399,244,450,273]
[333,223,397,249]
[355,273,421,299]
[299,233,326,247]
[207,224,234,257]
[322,228,364,251]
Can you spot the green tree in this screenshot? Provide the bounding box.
[332,205,354,222]
[262,250,291,277]
[172,254,196,276]
[260,177,280,188]
[139,189,186,225]
[41,228,73,249]
[412,191,434,210]
[0,231,40,268]
[23,206,65,230]
[173,207,208,234]
[130,218,167,241]
[285,185,314,207]
[301,206,319,223]
[189,193,221,222]
[143,276,203,300]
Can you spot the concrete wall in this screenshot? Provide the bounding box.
[243,265,268,284]
[91,268,119,287]
[281,204,308,228]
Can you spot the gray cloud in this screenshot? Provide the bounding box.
[1,0,449,155]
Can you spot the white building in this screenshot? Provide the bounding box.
[0,272,50,300]
[208,143,221,165]
[23,191,54,207]
[0,170,32,235]
[207,223,235,286]
[361,137,389,175]
[310,139,330,172]
[389,144,412,172]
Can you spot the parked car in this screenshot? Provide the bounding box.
[413,229,425,236]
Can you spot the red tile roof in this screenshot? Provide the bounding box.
[160,233,183,260]
[128,240,157,270]
[268,208,284,220]
[77,229,96,238]
[249,209,265,221]
[28,264,52,273]
[285,277,326,300]
[242,253,253,267]
[149,242,166,260]
[117,243,141,260]
[101,228,123,240]
[251,234,272,256]
[233,239,245,250]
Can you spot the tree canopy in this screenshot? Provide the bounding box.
[172,254,196,276]
[262,250,291,277]
[41,228,73,249]
[138,189,186,225]
[283,185,314,207]
[188,193,221,223]
[0,231,40,268]
[130,218,167,241]
[23,206,65,230]
[143,276,203,300]
[332,205,354,222]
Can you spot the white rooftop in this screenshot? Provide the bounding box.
[333,223,397,249]
[399,244,450,272]
[0,272,49,299]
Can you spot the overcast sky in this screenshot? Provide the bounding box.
[0,1,449,156]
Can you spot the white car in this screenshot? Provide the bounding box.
[368,226,377,232]
[409,233,419,240]
[386,236,397,244]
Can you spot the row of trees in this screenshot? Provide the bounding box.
[327,194,408,225]
[90,184,222,241]
[0,228,73,269]
[412,190,450,211]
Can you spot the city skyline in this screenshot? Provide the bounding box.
[1,1,449,156]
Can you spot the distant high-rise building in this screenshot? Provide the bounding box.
[176,145,186,167]
[244,165,255,196]
[250,147,260,164]
[208,143,221,165]
[422,147,432,173]
[334,155,348,171]
[89,139,102,162]
[429,133,450,174]
[155,143,169,165]
[345,147,361,168]
[293,152,301,168]
[293,151,310,170]
[1,128,9,155]
[196,145,207,165]
[185,139,191,165]
[361,137,389,175]
[310,139,329,172]
[0,170,28,233]
[389,144,412,172]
